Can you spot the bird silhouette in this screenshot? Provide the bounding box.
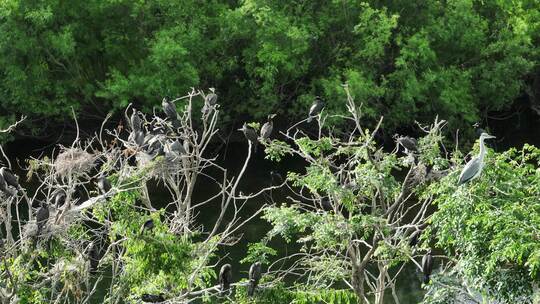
[307,96,325,123]
[248,262,262,297]
[219,264,233,296]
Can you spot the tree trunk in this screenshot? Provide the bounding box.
[351,262,368,303]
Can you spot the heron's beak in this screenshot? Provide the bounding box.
[487,134,496,139]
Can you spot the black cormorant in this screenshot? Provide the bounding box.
[54,189,66,207]
[141,294,165,303]
[307,96,325,123]
[219,264,233,295]
[161,97,177,120]
[239,123,259,152]
[129,130,145,147]
[205,89,218,106]
[170,139,186,155]
[140,219,154,235]
[422,249,434,284]
[260,114,276,142]
[270,171,283,186]
[0,167,19,189]
[0,174,15,197]
[96,176,112,194]
[248,261,262,297]
[130,108,142,132]
[396,136,418,152]
[87,241,101,273]
[36,203,49,234]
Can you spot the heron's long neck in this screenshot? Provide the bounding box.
[478,138,487,159]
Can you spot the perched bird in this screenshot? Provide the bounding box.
[307,96,325,123]
[202,89,218,116]
[96,176,112,194]
[248,262,262,297]
[140,219,154,235]
[260,114,276,142]
[87,241,101,273]
[0,174,16,197]
[422,249,434,284]
[162,97,181,129]
[161,97,177,120]
[205,89,218,106]
[36,203,50,234]
[0,167,19,189]
[238,123,259,152]
[408,230,421,247]
[54,189,67,207]
[457,132,496,185]
[146,135,166,157]
[270,171,283,186]
[219,264,233,295]
[320,197,333,212]
[169,139,187,155]
[129,130,145,147]
[396,136,418,152]
[130,108,142,132]
[473,122,486,137]
[141,294,165,303]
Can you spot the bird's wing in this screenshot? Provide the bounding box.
[458,157,481,184]
[260,124,271,137]
[308,103,317,116]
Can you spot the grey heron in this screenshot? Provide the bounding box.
[307,96,325,123]
[260,114,276,142]
[457,132,496,185]
[238,123,259,152]
[219,263,233,295]
[248,261,262,297]
[422,249,433,284]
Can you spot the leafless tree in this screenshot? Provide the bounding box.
[0,89,280,303]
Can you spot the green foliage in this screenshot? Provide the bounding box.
[263,139,292,162]
[94,188,216,301]
[231,282,359,304]
[241,242,277,265]
[424,144,540,302]
[2,0,538,138]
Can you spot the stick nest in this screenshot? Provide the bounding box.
[54,148,97,177]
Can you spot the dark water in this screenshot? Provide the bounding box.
[3,106,539,303]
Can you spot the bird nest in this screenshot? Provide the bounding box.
[54,148,97,177]
[136,152,185,179]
